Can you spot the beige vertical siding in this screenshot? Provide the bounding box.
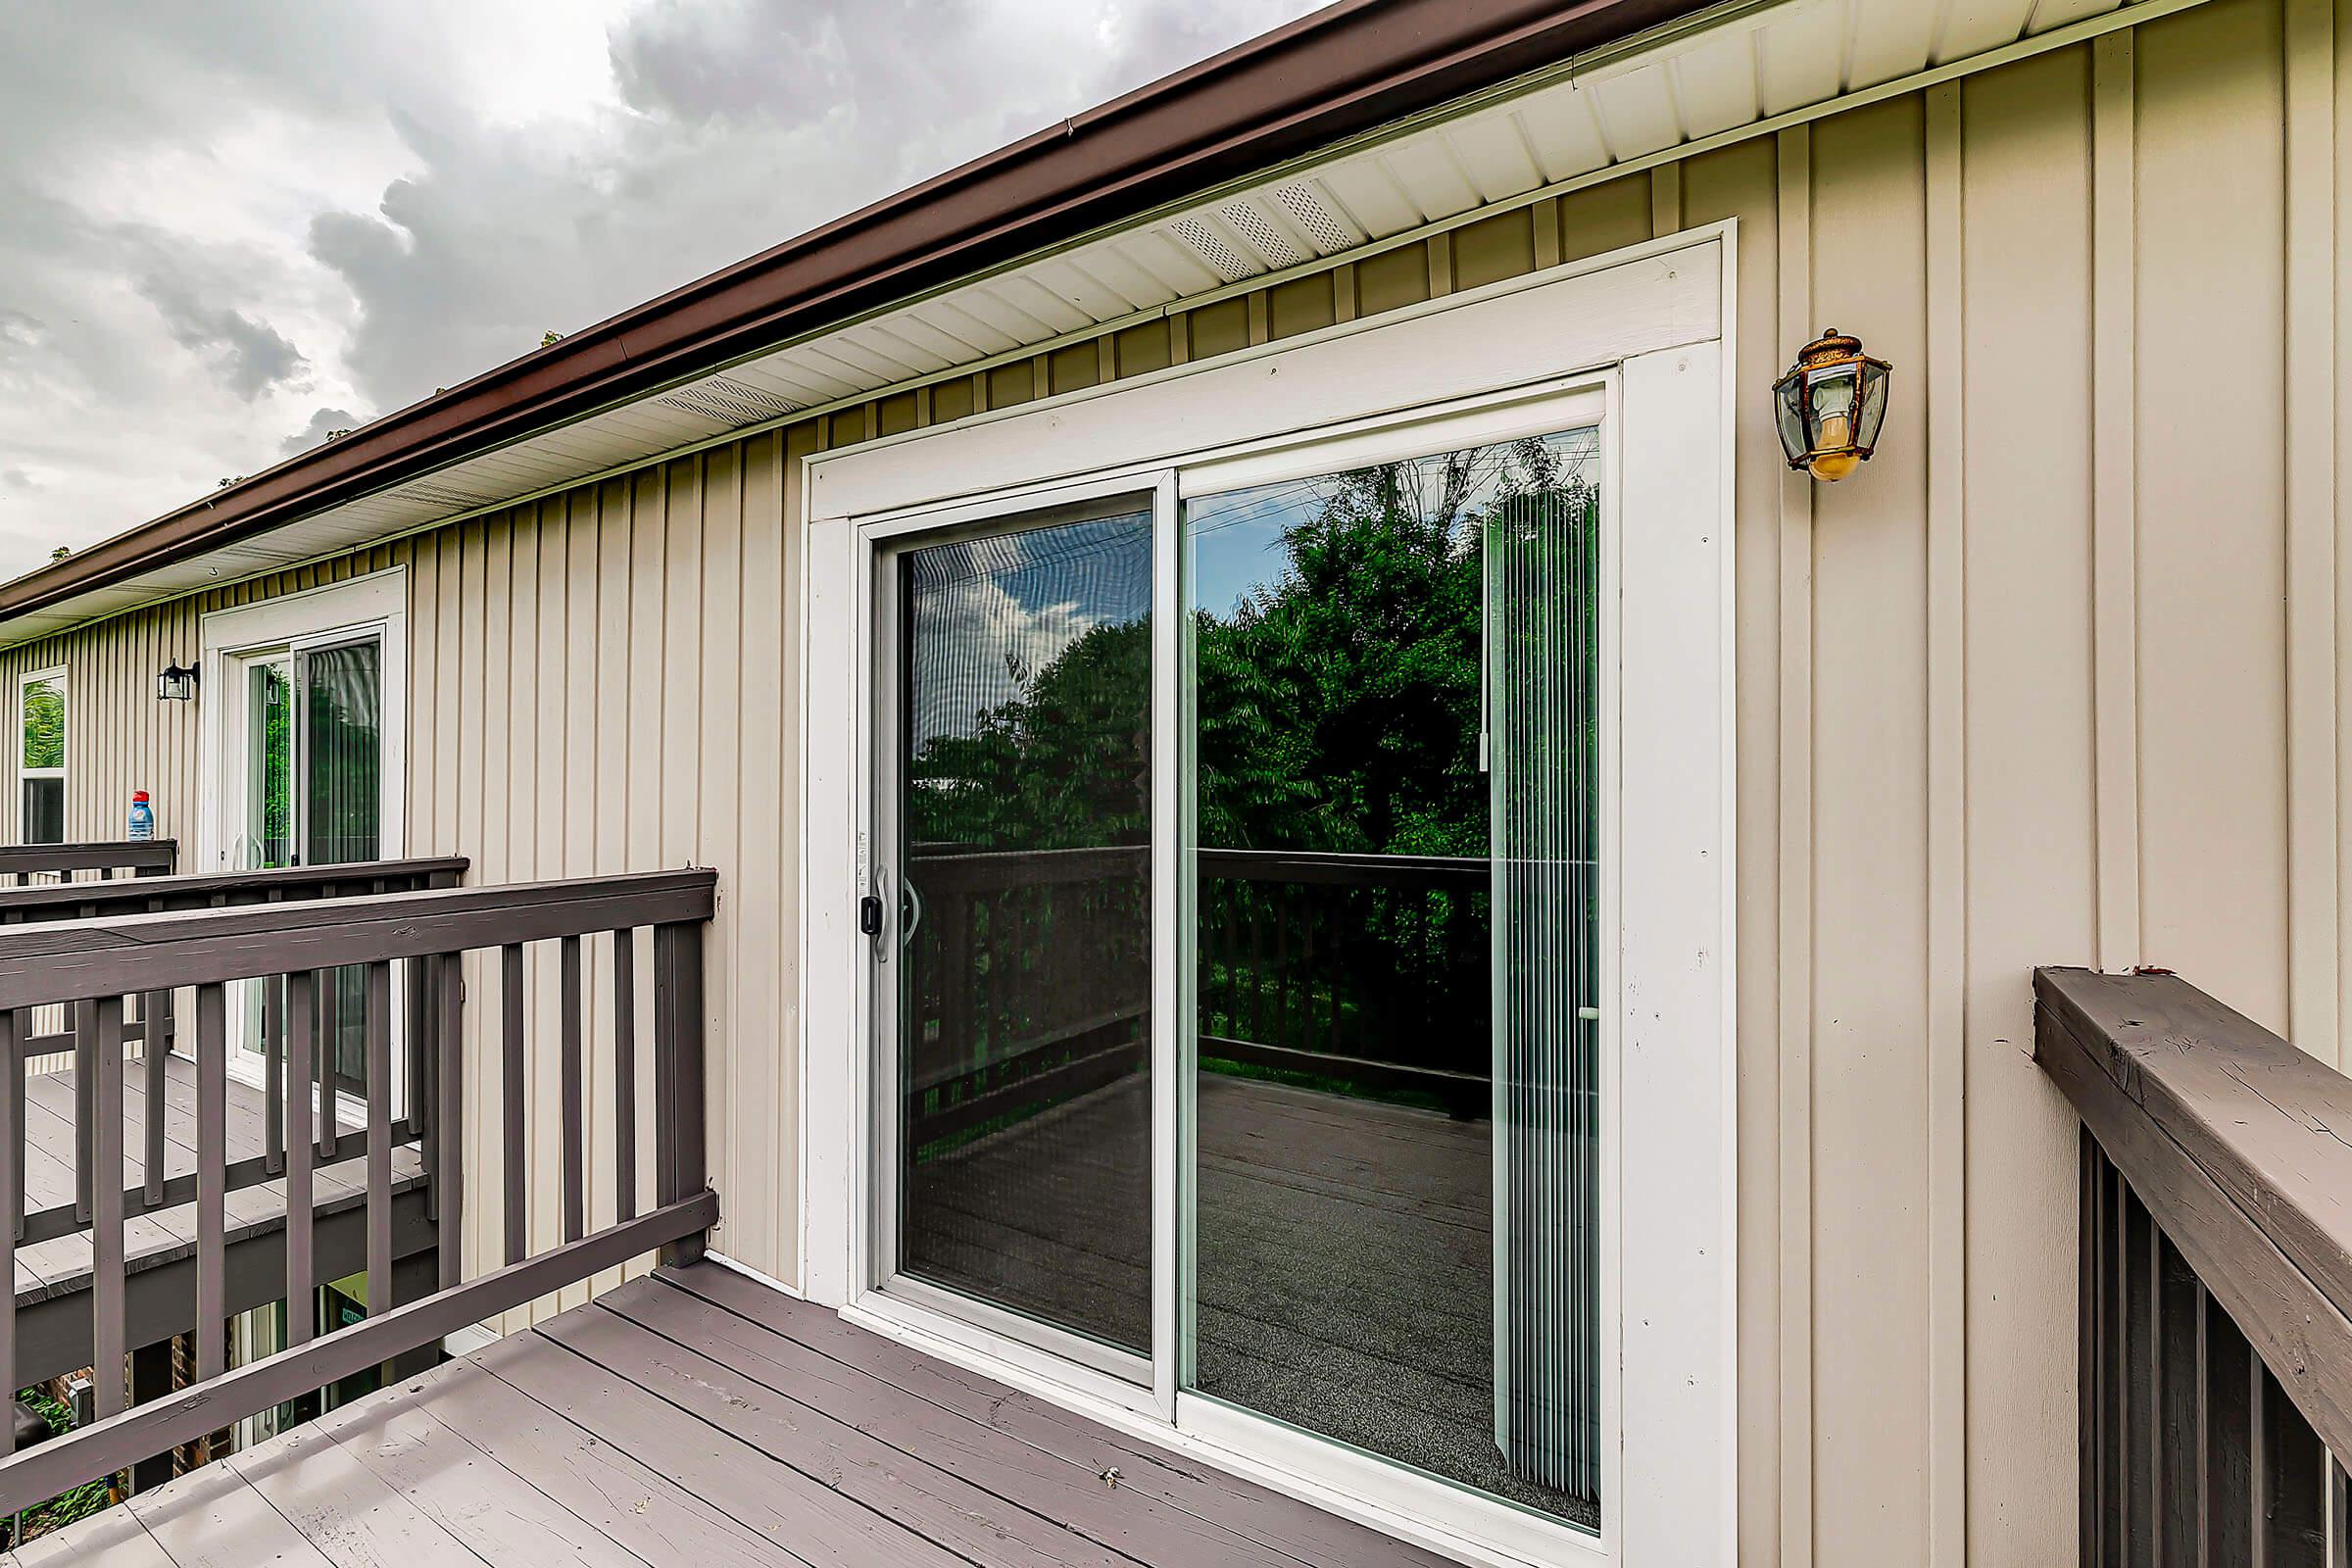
[4,0,2341,1557]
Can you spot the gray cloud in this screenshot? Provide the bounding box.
[281,406,362,457]
[0,0,1320,583]
[138,274,308,400]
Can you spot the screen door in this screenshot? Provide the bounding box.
[872,495,1157,1368]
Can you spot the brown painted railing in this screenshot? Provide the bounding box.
[1,857,468,1235]
[0,855,465,926]
[2037,967,2352,1566]
[0,839,175,885]
[0,867,717,1508]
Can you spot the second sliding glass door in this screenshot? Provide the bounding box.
[224,629,387,1103]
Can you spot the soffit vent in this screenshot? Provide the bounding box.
[1218,200,1303,267]
[653,375,805,426]
[1169,215,1251,281]
[1270,182,1355,254]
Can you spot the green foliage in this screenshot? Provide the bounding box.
[13,1388,112,1541]
[1196,436,1591,857]
[20,677,62,771]
[902,437,1594,861]
[908,618,1151,851]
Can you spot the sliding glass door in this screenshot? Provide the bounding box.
[866,419,1609,1533]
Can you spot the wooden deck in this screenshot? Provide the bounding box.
[11,1054,426,1381]
[22,1259,1457,1566]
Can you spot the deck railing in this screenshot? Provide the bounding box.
[0,867,717,1509]
[2037,966,2352,1565]
[3,857,467,1204]
[0,840,176,886]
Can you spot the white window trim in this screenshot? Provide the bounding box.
[17,664,66,844]
[798,225,1738,1568]
[195,568,409,877]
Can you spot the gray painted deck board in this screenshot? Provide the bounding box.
[547,1296,1133,1568]
[123,1457,335,1568]
[484,1321,968,1568]
[44,1263,1450,1567]
[600,1276,1307,1568]
[308,1372,649,1566]
[229,1420,492,1567]
[389,1341,804,1568]
[15,1505,178,1565]
[661,1262,1461,1568]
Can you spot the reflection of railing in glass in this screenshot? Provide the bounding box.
[900,845,1150,1156]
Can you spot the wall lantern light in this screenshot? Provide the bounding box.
[1774,328,1891,482]
[157,662,199,702]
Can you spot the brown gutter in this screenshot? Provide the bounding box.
[2,0,1713,624]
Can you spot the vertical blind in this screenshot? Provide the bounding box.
[1488,430,1601,1504]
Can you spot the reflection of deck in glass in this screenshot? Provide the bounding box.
[904,1063,1597,1528]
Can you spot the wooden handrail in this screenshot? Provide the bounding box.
[0,840,175,881]
[2036,966,2351,1556]
[0,866,719,1505]
[0,855,466,922]
[0,869,714,1007]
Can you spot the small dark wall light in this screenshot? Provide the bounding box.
[157,662,199,702]
[1774,328,1891,482]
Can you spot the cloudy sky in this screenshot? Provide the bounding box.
[0,0,1322,584]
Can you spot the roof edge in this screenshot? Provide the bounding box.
[1,0,1713,629]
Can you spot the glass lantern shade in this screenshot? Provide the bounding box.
[1774,330,1891,481]
[157,662,198,702]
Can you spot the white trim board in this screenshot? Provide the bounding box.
[798,226,1738,1567]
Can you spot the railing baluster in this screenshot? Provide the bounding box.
[318,969,340,1161]
[366,959,393,1315]
[503,943,526,1267]
[612,929,637,1224]
[0,1010,17,1459]
[561,934,584,1246]
[73,999,94,1224]
[2262,1360,2328,1566]
[2088,1142,2107,1568]
[2160,1231,2204,1559]
[142,986,168,1204]
[2208,1305,2255,1561]
[437,953,465,1292]
[653,920,706,1265]
[286,969,315,1348]
[8,1008,21,1246]
[2126,1185,2155,1557]
[407,955,430,1148]
[2330,1462,2347,1568]
[265,978,285,1178]
[195,981,226,1381]
[90,995,124,1420]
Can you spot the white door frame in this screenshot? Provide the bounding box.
[800,227,1737,1568]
